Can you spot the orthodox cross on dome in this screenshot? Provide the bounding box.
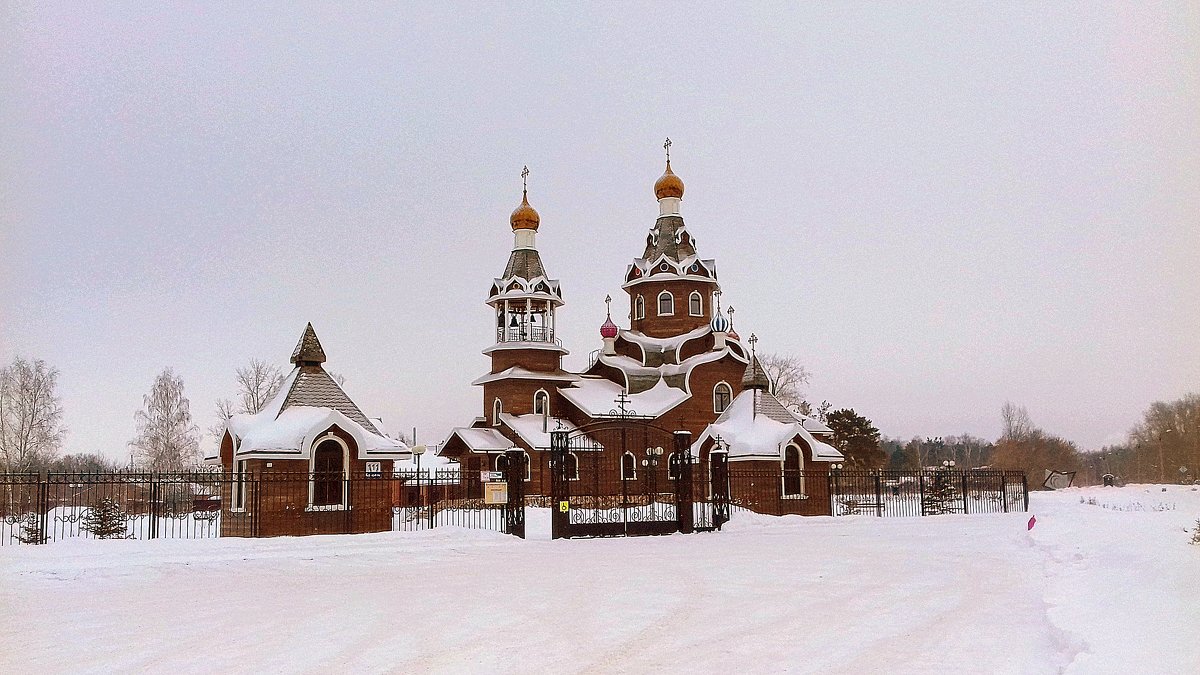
[605,294,612,318]
[664,137,672,162]
[521,165,530,194]
[714,289,722,312]
[748,332,758,358]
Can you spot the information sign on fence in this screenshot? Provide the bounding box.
[484,482,508,505]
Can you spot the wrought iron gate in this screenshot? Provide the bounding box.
[549,421,721,538]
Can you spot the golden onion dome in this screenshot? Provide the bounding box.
[654,160,685,200]
[510,190,540,231]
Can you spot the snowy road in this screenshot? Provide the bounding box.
[2,485,1197,674]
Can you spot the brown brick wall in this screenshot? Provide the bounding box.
[220,447,398,537]
[627,279,716,338]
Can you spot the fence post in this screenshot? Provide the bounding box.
[961,472,969,515]
[1022,474,1029,512]
[710,449,729,529]
[148,473,159,539]
[674,431,693,534]
[549,430,568,540]
[36,470,49,544]
[252,472,262,537]
[504,449,526,539]
[427,470,435,530]
[1001,474,1008,513]
[873,472,883,517]
[918,471,926,516]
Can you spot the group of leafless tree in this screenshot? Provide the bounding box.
[0,354,306,474]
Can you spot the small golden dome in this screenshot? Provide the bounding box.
[654,160,685,200]
[510,191,540,231]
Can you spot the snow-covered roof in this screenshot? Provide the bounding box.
[693,389,843,463]
[224,366,409,461]
[471,366,580,386]
[442,427,513,453]
[499,413,579,450]
[560,377,689,419]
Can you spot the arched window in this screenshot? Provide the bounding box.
[492,398,502,426]
[689,291,703,316]
[523,451,532,481]
[657,291,674,316]
[713,382,732,413]
[494,453,508,473]
[621,452,637,481]
[534,390,549,416]
[667,452,680,480]
[566,452,580,481]
[635,295,645,320]
[782,444,804,497]
[311,437,347,507]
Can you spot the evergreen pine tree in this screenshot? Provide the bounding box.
[924,467,960,515]
[82,498,129,539]
[14,512,44,544]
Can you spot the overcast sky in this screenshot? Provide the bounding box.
[2,2,1197,461]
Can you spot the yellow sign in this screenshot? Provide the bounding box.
[559,500,570,512]
[484,483,508,505]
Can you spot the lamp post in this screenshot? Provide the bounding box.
[412,444,427,474]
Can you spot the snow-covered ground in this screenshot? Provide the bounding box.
[1,485,1197,674]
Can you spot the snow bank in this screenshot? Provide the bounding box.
[1,486,1196,673]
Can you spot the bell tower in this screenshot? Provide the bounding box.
[623,140,720,339]
[475,167,572,422]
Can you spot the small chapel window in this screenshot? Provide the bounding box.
[713,382,732,413]
[782,444,804,497]
[566,452,580,481]
[635,295,645,320]
[312,439,345,507]
[657,291,674,316]
[689,291,703,316]
[534,390,549,416]
[492,399,502,426]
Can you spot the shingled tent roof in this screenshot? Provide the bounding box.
[502,248,547,280]
[290,322,327,365]
[280,324,379,435]
[641,215,698,263]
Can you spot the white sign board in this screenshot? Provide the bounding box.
[365,461,382,478]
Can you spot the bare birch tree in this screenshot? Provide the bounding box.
[0,357,66,472]
[130,368,199,471]
[759,353,811,409]
[235,359,284,415]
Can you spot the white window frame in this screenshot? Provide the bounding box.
[232,459,248,512]
[688,291,703,317]
[621,451,637,481]
[492,398,502,426]
[523,451,532,481]
[567,452,580,481]
[533,389,550,417]
[635,295,645,320]
[781,443,806,499]
[307,433,351,511]
[667,452,680,480]
[713,381,732,414]
[657,291,674,316]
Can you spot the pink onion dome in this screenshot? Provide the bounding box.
[600,316,619,339]
[727,327,740,341]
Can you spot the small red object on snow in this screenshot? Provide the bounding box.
[1027,515,1037,530]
